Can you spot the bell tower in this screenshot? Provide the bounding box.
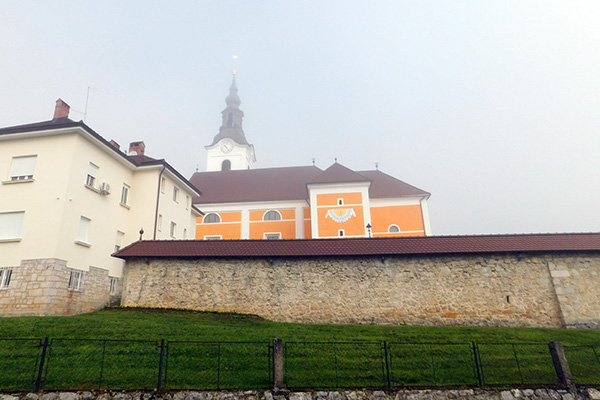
[206,73,256,171]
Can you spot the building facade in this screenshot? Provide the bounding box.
[192,77,431,240]
[0,99,201,316]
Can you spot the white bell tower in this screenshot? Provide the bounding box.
[206,73,256,171]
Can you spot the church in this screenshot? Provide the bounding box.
[190,76,432,240]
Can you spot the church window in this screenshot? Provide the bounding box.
[264,233,281,240]
[337,198,344,205]
[222,160,231,171]
[338,229,345,237]
[263,210,281,221]
[204,235,222,240]
[203,213,221,224]
[388,225,400,233]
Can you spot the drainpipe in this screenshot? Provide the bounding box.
[153,166,166,239]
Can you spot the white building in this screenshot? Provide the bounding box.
[0,99,202,316]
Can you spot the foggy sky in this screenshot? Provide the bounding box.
[1,1,599,235]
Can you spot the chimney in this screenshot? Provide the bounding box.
[129,141,146,156]
[109,140,120,150]
[53,98,70,119]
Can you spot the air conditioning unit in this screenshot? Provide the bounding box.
[99,182,111,195]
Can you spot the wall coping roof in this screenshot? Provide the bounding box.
[113,232,600,259]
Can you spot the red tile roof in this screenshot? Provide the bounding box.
[359,170,430,198]
[113,232,600,258]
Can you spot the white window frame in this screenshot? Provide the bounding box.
[68,270,82,291]
[160,177,166,193]
[76,216,91,246]
[0,211,25,242]
[114,231,124,253]
[186,195,190,210]
[173,186,179,202]
[263,210,282,221]
[109,277,118,295]
[120,184,129,206]
[338,229,345,237]
[203,213,221,224]
[86,163,99,188]
[0,267,13,289]
[264,233,282,240]
[388,224,401,233]
[337,198,344,206]
[204,235,222,240]
[9,155,37,181]
[170,221,177,238]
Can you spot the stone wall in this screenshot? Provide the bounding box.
[121,252,600,328]
[0,258,120,317]
[1,388,599,400]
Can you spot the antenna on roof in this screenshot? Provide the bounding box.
[83,86,102,122]
[312,158,315,166]
[334,157,338,163]
[375,162,379,170]
[196,164,199,172]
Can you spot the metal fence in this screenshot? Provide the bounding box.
[0,338,597,391]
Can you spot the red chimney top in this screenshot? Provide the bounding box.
[129,141,146,156]
[53,98,70,119]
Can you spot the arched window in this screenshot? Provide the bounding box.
[388,224,400,233]
[222,160,231,171]
[263,210,281,221]
[203,213,221,224]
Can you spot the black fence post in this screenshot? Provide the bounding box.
[383,341,392,389]
[35,337,49,392]
[157,339,165,391]
[549,341,575,392]
[472,341,484,387]
[273,338,284,389]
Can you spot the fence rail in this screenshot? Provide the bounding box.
[0,338,596,391]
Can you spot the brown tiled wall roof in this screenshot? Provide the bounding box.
[114,232,600,258]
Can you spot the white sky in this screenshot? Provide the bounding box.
[1,1,599,235]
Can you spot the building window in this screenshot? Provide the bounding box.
[222,160,231,171]
[337,198,344,205]
[204,235,222,240]
[263,210,282,221]
[158,214,163,231]
[388,225,400,233]
[68,270,82,291]
[114,231,124,253]
[0,211,25,241]
[338,229,345,237]
[0,267,12,289]
[170,221,176,238]
[203,213,221,223]
[10,155,37,181]
[77,216,90,245]
[120,185,129,205]
[173,187,179,202]
[160,177,166,193]
[109,277,118,295]
[86,163,99,187]
[265,233,281,240]
[186,195,190,210]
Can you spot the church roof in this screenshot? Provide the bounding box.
[308,162,371,185]
[190,164,429,204]
[190,166,323,204]
[114,232,600,259]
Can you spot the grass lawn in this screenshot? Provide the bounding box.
[0,307,599,391]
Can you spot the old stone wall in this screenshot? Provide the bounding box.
[121,252,600,328]
[0,258,120,317]
[1,388,599,400]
